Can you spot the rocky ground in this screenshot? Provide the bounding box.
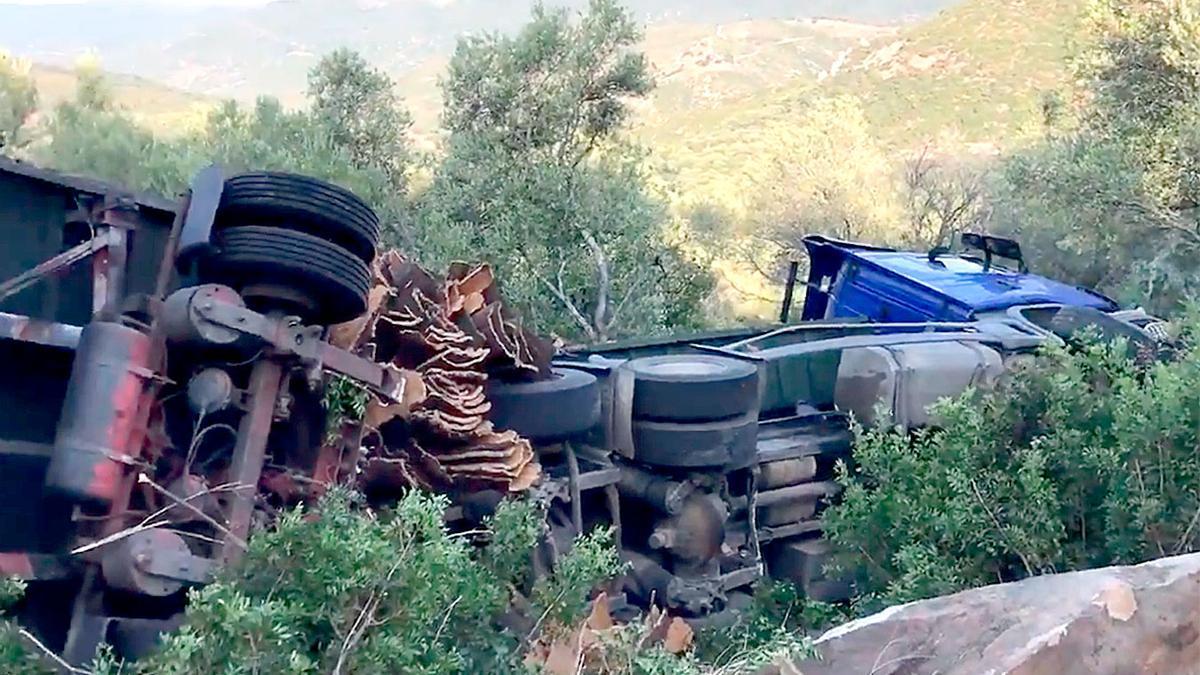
[789,553,1200,675]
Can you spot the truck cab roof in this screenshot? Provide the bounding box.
[800,235,1119,322]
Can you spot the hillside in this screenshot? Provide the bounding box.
[640,0,1084,213]
[6,0,1083,213]
[0,0,955,105]
[395,17,892,147]
[827,0,1082,151]
[27,63,214,133]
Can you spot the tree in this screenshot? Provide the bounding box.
[37,62,192,196]
[33,52,414,236]
[739,96,903,284]
[900,147,987,250]
[308,49,412,191]
[993,0,1200,313]
[419,0,711,342]
[0,51,38,152]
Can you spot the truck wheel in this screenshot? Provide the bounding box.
[627,355,758,422]
[202,225,369,326]
[217,172,380,263]
[488,368,600,442]
[632,414,758,469]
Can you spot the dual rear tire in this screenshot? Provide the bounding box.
[198,172,379,326]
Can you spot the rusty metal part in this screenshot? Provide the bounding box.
[565,442,583,534]
[0,311,82,349]
[186,368,236,415]
[648,494,726,564]
[100,529,213,596]
[759,500,818,527]
[154,190,189,301]
[0,552,73,580]
[163,474,222,525]
[221,357,284,565]
[45,320,155,505]
[618,464,694,515]
[167,284,415,406]
[93,206,131,316]
[750,480,840,509]
[162,284,246,347]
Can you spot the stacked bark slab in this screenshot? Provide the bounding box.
[331,251,554,495]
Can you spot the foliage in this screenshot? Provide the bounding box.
[825,318,1200,609]
[32,52,411,223]
[531,526,624,630]
[418,0,713,342]
[308,48,413,193]
[899,147,987,250]
[994,0,1200,314]
[0,50,37,151]
[692,582,826,673]
[741,96,902,278]
[0,579,56,675]
[115,489,625,674]
[322,374,369,444]
[37,63,194,197]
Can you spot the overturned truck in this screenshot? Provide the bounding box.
[0,158,1167,664]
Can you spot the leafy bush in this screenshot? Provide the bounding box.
[114,488,616,674]
[0,579,56,675]
[692,581,825,673]
[825,317,1200,610]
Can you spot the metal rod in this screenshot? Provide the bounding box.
[604,484,622,551]
[0,311,82,349]
[727,319,984,350]
[754,481,839,509]
[0,232,109,303]
[779,260,800,323]
[93,227,127,317]
[222,358,284,565]
[154,191,190,301]
[564,442,584,536]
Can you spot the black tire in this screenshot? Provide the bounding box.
[488,368,600,442]
[632,414,758,469]
[627,355,758,422]
[216,172,380,263]
[201,226,369,325]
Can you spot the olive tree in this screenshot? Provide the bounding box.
[0,51,37,152]
[417,0,713,342]
[994,0,1200,312]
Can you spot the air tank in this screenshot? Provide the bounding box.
[45,320,154,505]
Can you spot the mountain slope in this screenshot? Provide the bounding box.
[28,63,214,133]
[827,0,1082,150]
[0,0,957,105]
[392,17,891,147]
[640,0,1083,213]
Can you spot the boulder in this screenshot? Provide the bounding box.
[793,553,1200,675]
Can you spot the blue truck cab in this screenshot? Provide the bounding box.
[800,233,1120,323]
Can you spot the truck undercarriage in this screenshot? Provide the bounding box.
[0,157,1165,665]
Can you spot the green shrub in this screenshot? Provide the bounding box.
[825,317,1200,610]
[692,581,824,673]
[0,579,56,675]
[124,488,626,674]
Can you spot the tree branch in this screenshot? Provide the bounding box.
[580,230,610,339]
[531,261,597,341]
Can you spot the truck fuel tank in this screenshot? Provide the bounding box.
[44,320,155,506]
